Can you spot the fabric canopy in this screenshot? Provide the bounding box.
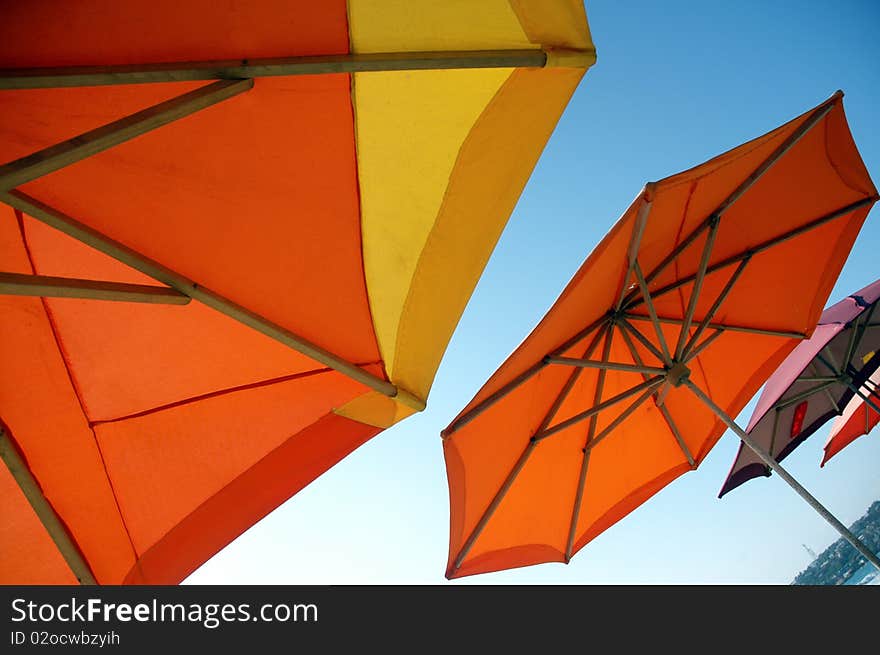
[0,1,595,584]
[442,93,876,578]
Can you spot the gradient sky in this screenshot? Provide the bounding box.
[187,0,880,585]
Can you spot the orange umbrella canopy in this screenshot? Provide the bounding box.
[442,92,877,579]
[0,1,595,584]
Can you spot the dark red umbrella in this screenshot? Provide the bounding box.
[720,277,880,496]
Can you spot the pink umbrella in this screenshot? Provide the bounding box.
[720,277,880,497]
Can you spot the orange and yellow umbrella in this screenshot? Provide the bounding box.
[0,1,595,584]
[442,92,877,579]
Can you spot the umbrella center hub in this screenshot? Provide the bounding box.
[666,361,691,387]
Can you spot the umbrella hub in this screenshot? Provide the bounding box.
[665,361,692,387]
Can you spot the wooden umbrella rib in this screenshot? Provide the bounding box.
[624,313,806,340]
[535,323,611,435]
[623,92,841,312]
[565,378,667,559]
[583,385,662,454]
[0,49,564,90]
[0,191,402,401]
[0,427,97,584]
[0,272,190,305]
[450,322,614,573]
[621,93,841,312]
[617,316,667,364]
[673,217,720,360]
[545,356,666,376]
[846,302,878,375]
[619,220,710,309]
[535,376,664,442]
[614,193,652,311]
[681,256,750,361]
[631,196,877,312]
[617,323,696,466]
[684,328,725,364]
[0,79,254,191]
[444,315,610,437]
[633,260,672,364]
[842,312,868,375]
[563,324,615,561]
[450,440,537,575]
[774,380,839,411]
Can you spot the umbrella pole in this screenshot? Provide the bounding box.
[684,379,880,571]
[0,427,97,584]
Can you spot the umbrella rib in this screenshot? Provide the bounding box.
[0,271,189,305]
[450,440,538,575]
[565,383,664,561]
[808,362,842,414]
[618,324,695,466]
[683,328,725,364]
[0,79,254,191]
[583,386,662,454]
[681,257,750,360]
[535,324,611,435]
[0,49,588,90]
[0,426,97,584]
[443,314,610,437]
[617,317,667,364]
[683,379,880,572]
[774,380,838,411]
[614,191,653,311]
[817,349,841,376]
[628,196,877,312]
[0,191,415,405]
[544,356,666,376]
[450,324,612,573]
[846,302,878,376]
[632,260,672,365]
[768,407,783,457]
[623,313,805,340]
[842,314,866,376]
[535,376,664,442]
[621,91,841,310]
[620,221,709,309]
[563,324,615,561]
[673,217,720,361]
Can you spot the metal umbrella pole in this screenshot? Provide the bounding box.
[684,379,880,571]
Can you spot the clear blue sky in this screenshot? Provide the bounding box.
[187,0,880,584]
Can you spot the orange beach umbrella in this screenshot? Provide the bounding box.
[822,368,880,466]
[442,91,878,579]
[0,1,595,584]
